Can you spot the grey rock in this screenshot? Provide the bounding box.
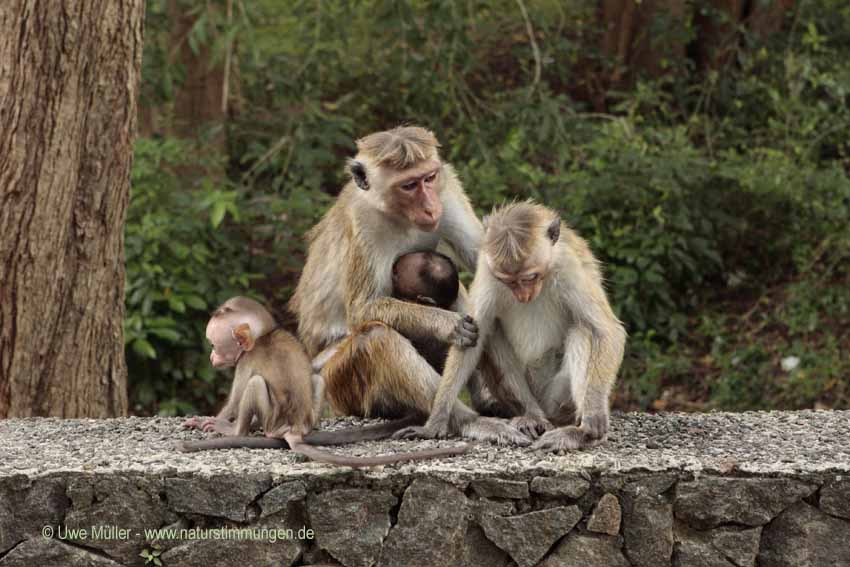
[709,526,761,567]
[459,525,511,567]
[624,494,673,567]
[0,537,123,567]
[472,478,529,499]
[165,475,271,522]
[161,537,301,567]
[674,525,761,567]
[308,488,396,567]
[377,479,469,567]
[675,534,735,567]
[759,501,850,567]
[587,493,621,535]
[479,505,581,567]
[675,478,815,528]
[540,533,630,567]
[0,476,68,555]
[64,475,166,562]
[530,475,590,499]
[260,480,307,518]
[471,498,514,521]
[626,474,678,496]
[820,478,850,519]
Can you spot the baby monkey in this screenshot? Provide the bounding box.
[312,250,462,375]
[392,251,459,373]
[182,296,467,467]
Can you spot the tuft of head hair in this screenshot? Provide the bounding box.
[483,201,557,271]
[356,126,440,170]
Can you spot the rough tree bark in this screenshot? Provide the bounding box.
[0,1,144,417]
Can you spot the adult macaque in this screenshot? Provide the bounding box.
[182,297,468,466]
[289,126,529,445]
[396,202,627,451]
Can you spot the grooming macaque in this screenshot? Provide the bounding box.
[289,126,529,445]
[396,202,627,451]
[182,297,468,466]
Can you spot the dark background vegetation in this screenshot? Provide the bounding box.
[128,0,850,417]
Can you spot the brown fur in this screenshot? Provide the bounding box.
[288,125,483,424]
[183,299,468,466]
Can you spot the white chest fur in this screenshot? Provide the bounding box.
[499,286,568,366]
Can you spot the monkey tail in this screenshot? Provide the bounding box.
[303,415,421,445]
[290,442,470,468]
[178,437,290,452]
[178,416,423,452]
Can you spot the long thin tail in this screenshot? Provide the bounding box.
[291,442,469,468]
[304,415,421,445]
[179,415,423,452]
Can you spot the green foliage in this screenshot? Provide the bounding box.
[132,0,850,414]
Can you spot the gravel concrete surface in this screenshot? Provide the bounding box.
[1,411,848,479]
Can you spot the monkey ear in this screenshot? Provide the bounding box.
[348,159,370,191]
[232,323,255,351]
[547,217,561,244]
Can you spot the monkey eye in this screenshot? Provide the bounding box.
[520,273,539,283]
[424,172,437,183]
[400,180,418,191]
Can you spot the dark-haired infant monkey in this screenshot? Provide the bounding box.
[311,251,462,376]
[392,250,460,373]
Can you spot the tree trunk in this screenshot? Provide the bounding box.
[0,1,143,417]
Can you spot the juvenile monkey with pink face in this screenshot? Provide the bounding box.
[182,296,468,466]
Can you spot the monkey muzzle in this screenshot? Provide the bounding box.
[512,280,543,303]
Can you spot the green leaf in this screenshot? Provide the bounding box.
[211,202,227,228]
[132,339,157,360]
[149,328,181,342]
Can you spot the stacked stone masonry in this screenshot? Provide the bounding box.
[1,411,849,566]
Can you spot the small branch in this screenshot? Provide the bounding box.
[221,0,233,115]
[515,0,541,95]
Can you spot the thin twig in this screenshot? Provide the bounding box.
[514,0,541,96]
[221,0,233,115]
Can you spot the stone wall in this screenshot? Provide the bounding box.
[1,411,849,567]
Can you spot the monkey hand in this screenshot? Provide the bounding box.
[447,314,478,348]
[510,414,553,439]
[392,422,451,441]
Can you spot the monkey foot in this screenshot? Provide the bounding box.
[200,418,236,436]
[462,416,532,446]
[532,426,605,453]
[392,424,449,441]
[510,415,553,439]
[182,416,210,430]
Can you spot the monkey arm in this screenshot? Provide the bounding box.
[354,296,478,348]
[421,286,498,435]
[436,180,484,272]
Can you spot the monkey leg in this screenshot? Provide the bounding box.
[480,329,553,438]
[321,321,440,419]
[325,322,529,445]
[232,375,273,436]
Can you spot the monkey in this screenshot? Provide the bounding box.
[391,250,459,373]
[308,250,460,375]
[289,126,530,446]
[395,201,627,451]
[181,297,469,466]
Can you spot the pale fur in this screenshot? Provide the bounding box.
[417,202,627,451]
